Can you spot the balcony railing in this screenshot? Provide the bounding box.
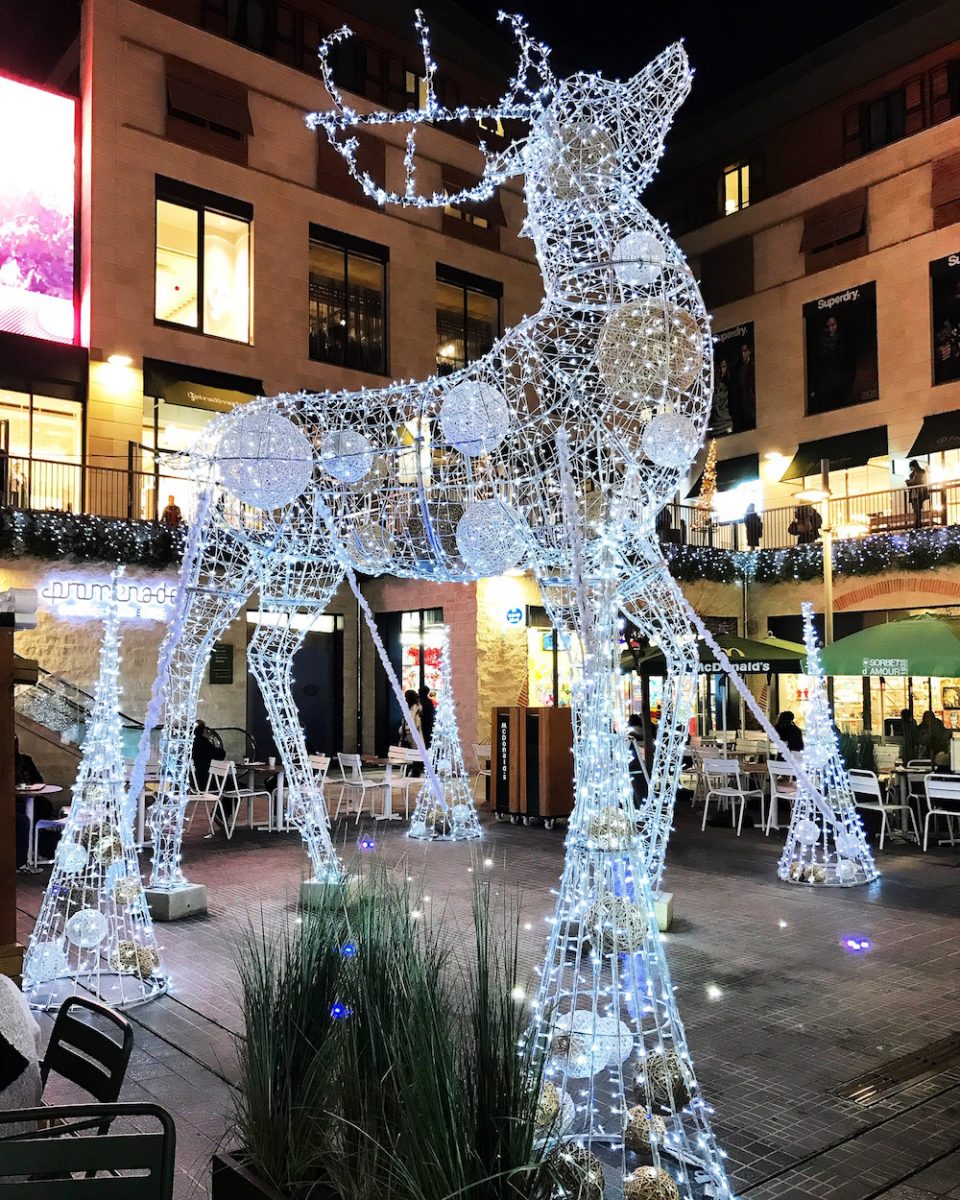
[2,454,175,523]
[659,480,960,552]
[4,455,960,558]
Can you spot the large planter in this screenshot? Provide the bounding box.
[211,1152,286,1200]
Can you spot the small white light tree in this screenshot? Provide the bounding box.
[408,626,481,842]
[23,573,167,1009]
[778,601,878,886]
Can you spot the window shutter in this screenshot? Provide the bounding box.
[316,130,384,210]
[698,237,754,309]
[930,62,954,124]
[904,75,925,135]
[842,105,862,162]
[801,190,867,272]
[932,151,960,229]
[165,56,252,166]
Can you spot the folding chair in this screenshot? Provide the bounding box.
[923,774,960,851]
[701,758,765,836]
[334,753,389,823]
[472,742,492,804]
[766,761,798,834]
[850,768,919,850]
[41,996,134,1137]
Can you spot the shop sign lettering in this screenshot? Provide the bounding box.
[39,576,177,621]
[862,657,908,676]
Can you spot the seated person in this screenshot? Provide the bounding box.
[0,974,42,1133]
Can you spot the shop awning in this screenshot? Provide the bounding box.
[908,410,960,457]
[142,358,263,414]
[819,613,960,677]
[621,632,807,677]
[688,452,759,498]
[780,426,888,482]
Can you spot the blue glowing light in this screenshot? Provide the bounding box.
[841,933,872,954]
[358,836,376,852]
[340,942,358,958]
[330,1002,352,1019]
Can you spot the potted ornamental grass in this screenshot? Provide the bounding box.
[214,865,553,1200]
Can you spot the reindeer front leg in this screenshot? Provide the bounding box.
[620,541,699,893]
[247,559,345,884]
[148,534,260,895]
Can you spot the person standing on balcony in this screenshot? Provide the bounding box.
[743,503,763,549]
[160,494,183,528]
[905,460,929,530]
[788,504,821,545]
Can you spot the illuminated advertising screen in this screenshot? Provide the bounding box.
[0,74,77,344]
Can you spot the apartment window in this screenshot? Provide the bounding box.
[863,87,906,152]
[154,178,252,343]
[309,226,387,374]
[0,380,82,511]
[722,163,749,215]
[436,267,501,375]
[406,70,429,109]
[165,56,252,166]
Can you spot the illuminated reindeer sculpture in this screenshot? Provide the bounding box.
[127,14,871,1190]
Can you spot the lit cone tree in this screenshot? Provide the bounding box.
[408,626,481,842]
[695,440,717,529]
[778,601,877,887]
[23,574,167,1010]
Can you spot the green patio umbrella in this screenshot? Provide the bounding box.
[620,632,807,677]
[819,613,960,678]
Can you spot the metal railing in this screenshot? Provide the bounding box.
[658,480,960,552]
[2,454,168,522]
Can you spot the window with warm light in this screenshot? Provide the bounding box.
[722,163,749,215]
[308,227,387,374]
[436,267,501,376]
[154,179,252,343]
[0,381,82,511]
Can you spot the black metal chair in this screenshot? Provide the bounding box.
[0,1102,175,1197]
[40,997,134,1107]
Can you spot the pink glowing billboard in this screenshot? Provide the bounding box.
[0,74,77,345]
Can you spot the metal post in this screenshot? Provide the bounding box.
[820,458,834,647]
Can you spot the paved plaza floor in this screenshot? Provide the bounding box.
[15,802,960,1200]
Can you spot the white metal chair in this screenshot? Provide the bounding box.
[701,758,765,836]
[922,774,960,851]
[383,745,420,819]
[184,753,267,840]
[334,753,389,823]
[473,742,492,804]
[308,753,330,788]
[850,768,919,850]
[30,814,69,871]
[765,761,797,835]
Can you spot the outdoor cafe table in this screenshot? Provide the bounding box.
[241,761,286,831]
[360,756,410,821]
[15,784,63,872]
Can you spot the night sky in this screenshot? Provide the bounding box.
[0,0,911,115]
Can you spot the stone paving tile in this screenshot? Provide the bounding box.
[15,804,960,1198]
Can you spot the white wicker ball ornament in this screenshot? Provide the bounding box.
[597,300,702,409]
[586,895,648,954]
[26,941,69,983]
[624,1166,681,1200]
[641,412,699,469]
[803,743,831,769]
[57,841,88,875]
[836,858,858,884]
[613,231,667,289]
[64,908,109,949]
[595,1014,635,1065]
[451,803,473,825]
[835,831,861,858]
[544,119,618,200]
[455,499,526,575]
[348,521,396,572]
[624,1108,667,1159]
[439,380,511,457]
[219,410,314,510]
[321,428,375,483]
[795,818,819,846]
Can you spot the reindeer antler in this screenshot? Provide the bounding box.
[306,10,554,209]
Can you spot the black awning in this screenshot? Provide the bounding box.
[142,358,263,413]
[780,426,888,482]
[908,410,960,457]
[688,452,759,498]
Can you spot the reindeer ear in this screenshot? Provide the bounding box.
[625,42,692,185]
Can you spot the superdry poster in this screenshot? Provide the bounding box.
[804,281,878,414]
[931,252,960,385]
[709,322,756,436]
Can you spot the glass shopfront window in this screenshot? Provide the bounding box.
[309,227,387,374]
[0,382,82,511]
[141,399,218,522]
[400,609,445,700]
[155,179,252,343]
[436,267,501,375]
